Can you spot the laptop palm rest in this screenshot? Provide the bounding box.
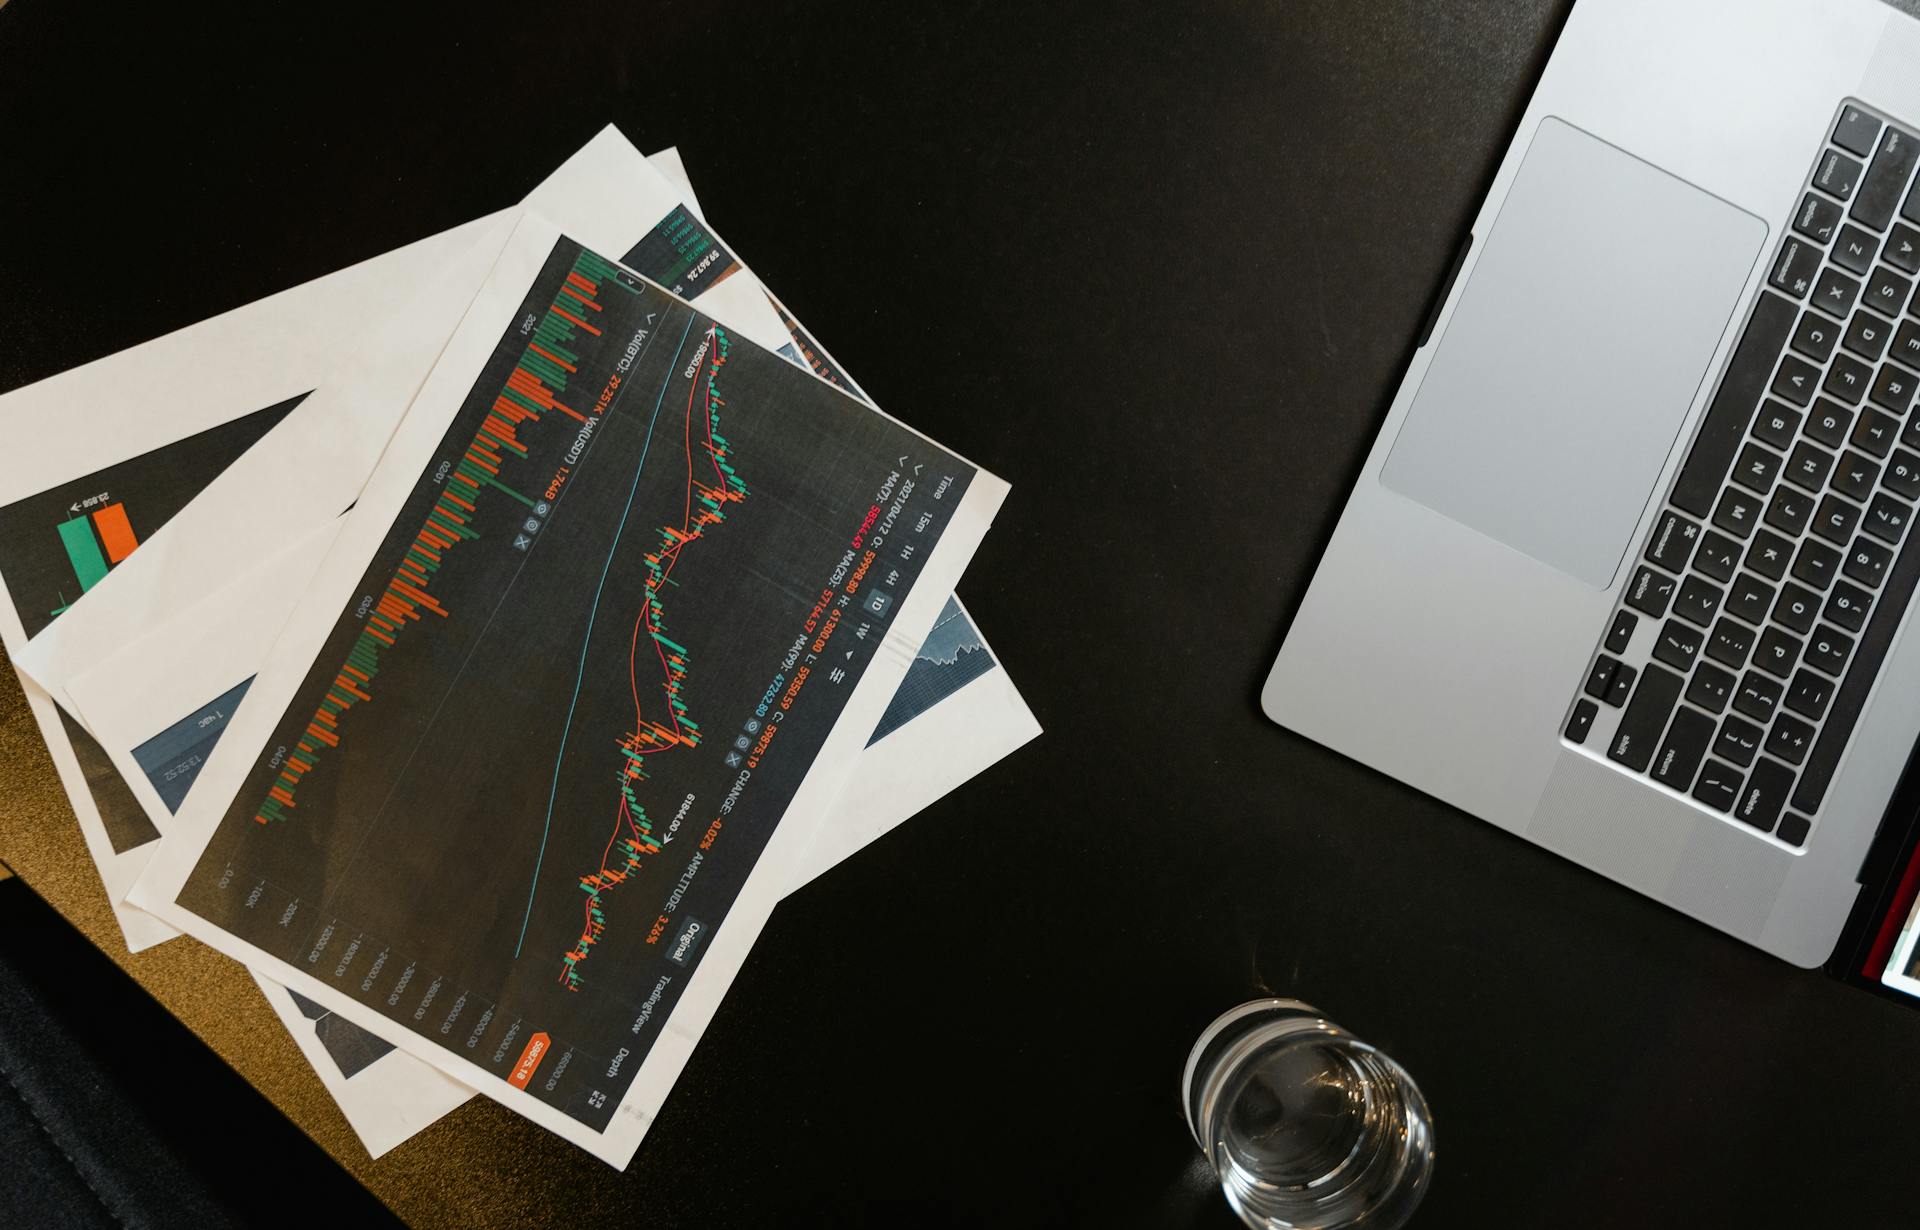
[1380,117,1766,589]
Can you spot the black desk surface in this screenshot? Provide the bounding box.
[5,0,1920,1225]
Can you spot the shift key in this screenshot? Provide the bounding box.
[1608,663,1685,772]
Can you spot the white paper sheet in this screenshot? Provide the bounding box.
[5,128,793,947]
[48,145,1032,1160]
[0,213,495,948]
[129,213,1007,1166]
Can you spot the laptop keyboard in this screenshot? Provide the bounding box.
[1564,101,1920,851]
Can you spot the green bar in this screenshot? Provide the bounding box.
[486,476,535,508]
[57,516,109,593]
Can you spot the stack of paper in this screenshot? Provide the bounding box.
[0,130,1034,1166]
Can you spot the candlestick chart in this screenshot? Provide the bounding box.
[176,235,978,1135]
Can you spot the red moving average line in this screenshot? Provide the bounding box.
[559,328,743,990]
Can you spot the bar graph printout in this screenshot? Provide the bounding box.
[0,398,301,855]
[140,221,1002,1165]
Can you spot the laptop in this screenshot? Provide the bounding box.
[1263,0,1920,968]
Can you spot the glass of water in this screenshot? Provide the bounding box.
[1183,999,1434,1230]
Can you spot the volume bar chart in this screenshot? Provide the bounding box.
[253,250,637,826]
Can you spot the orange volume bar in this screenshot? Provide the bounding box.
[93,503,139,563]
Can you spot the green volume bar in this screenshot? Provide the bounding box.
[57,515,109,593]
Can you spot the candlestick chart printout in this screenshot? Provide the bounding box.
[0,397,302,852]
[170,236,980,1136]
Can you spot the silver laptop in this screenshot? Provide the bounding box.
[1264,0,1920,966]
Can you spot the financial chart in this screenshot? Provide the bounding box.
[175,237,976,1132]
[0,397,301,851]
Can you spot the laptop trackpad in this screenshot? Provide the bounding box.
[1381,118,1766,589]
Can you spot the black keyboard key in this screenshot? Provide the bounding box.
[1727,572,1776,626]
[1791,538,1843,590]
[1566,698,1597,744]
[1731,441,1781,494]
[1773,581,1821,632]
[1785,669,1834,720]
[1895,320,1920,369]
[1885,450,1920,499]
[1735,672,1783,723]
[1825,580,1874,632]
[1764,485,1811,537]
[1754,626,1804,678]
[1605,662,1638,708]
[1770,239,1822,300]
[1672,292,1798,517]
[1817,148,1865,201]
[1712,487,1764,539]
[1835,106,1883,158]
[1866,266,1915,317]
[1644,511,1701,571]
[1791,313,1841,363]
[1706,616,1755,669]
[1871,365,1915,414]
[1864,493,1911,545]
[1756,399,1806,448]
[1605,609,1638,654]
[1846,310,1894,361]
[1805,623,1854,676]
[1796,191,1847,243]
[1851,408,1901,455]
[1812,494,1862,546]
[1907,175,1920,227]
[1693,758,1743,813]
[1804,399,1854,448]
[1793,471,1920,814]
[1715,714,1765,768]
[1692,530,1740,582]
[1686,661,1737,714]
[1673,574,1723,627]
[1827,353,1874,404]
[1888,223,1920,275]
[1625,565,1677,618]
[1777,354,1825,405]
[1835,224,1880,275]
[1585,655,1620,700]
[1653,707,1714,791]
[1785,441,1835,491]
[1830,450,1881,501]
[1607,663,1685,773]
[1734,758,1795,834]
[1813,267,1862,319]
[1745,528,1794,580]
[1652,619,1703,671]
[1777,813,1812,847]
[1857,127,1920,229]
[1768,713,1816,765]
[1844,535,1893,588]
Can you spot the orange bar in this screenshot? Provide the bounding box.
[527,343,577,373]
[559,284,602,311]
[269,787,295,806]
[551,305,602,335]
[566,271,598,293]
[443,492,476,512]
[550,400,588,423]
[92,502,139,563]
[365,626,395,646]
